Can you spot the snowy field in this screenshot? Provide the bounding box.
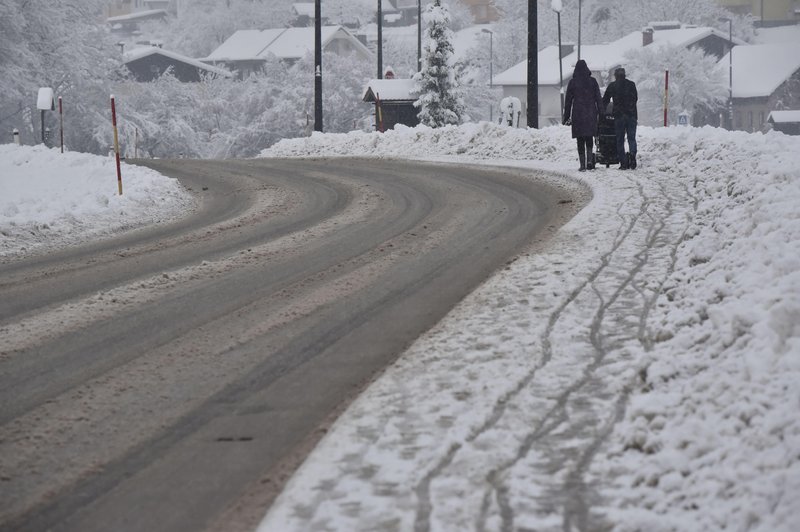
[259,123,800,531]
[0,145,193,258]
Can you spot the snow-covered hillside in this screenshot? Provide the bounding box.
[260,123,800,531]
[0,145,194,258]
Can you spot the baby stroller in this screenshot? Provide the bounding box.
[594,112,619,168]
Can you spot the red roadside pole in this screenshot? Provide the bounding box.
[111,95,123,195]
[664,70,670,127]
[58,96,64,153]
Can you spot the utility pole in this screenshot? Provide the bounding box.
[527,0,538,128]
[417,0,422,72]
[314,0,323,132]
[577,0,582,59]
[377,0,383,78]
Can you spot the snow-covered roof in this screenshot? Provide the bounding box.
[718,44,800,98]
[768,110,800,124]
[124,47,232,77]
[494,25,744,86]
[204,26,371,63]
[492,45,569,87]
[755,24,800,44]
[204,29,285,62]
[451,24,493,63]
[362,79,416,102]
[107,9,167,23]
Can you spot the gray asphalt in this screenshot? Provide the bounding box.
[0,158,577,532]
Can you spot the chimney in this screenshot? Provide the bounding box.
[560,42,575,59]
[642,27,654,47]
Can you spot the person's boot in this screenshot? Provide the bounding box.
[619,152,629,170]
[579,150,586,172]
[587,148,596,170]
[629,153,637,170]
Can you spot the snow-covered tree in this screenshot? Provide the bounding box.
[139,0,292,58]
[0,0,119,151]
[413,0,466,128]
[624,44,727,126]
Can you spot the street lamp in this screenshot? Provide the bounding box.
[719,17,733,129]
[551,1,564,120]
[482,28,494,122]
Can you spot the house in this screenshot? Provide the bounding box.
[492,23,742,127]
[461,0,500,24]
[363,78,419,130]
[124,47,232,82]
[717,43,800,132]
[768,110,800,134]
[716,0,800,26]
[108,9,168,35]
[204,26,373,78]
[291,3,326,27]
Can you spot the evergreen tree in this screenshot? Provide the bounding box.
[413,0,465,128]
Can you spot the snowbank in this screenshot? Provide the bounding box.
[260,123,800,531]
[0,145,193,257]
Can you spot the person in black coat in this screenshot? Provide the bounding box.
[602,67,638,169]
[563,60,604,171]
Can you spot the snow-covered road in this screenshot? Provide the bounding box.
[259,124,800,531]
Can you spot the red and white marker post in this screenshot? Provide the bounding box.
[58,96,64,153]
[111,95,123,195]
[663,70,670,127]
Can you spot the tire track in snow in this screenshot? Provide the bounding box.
[413,172,696,532]
[414,185,645,532]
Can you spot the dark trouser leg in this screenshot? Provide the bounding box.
[626,118,637,168]
[584,136,595,169]
[615,116,628,168]
[576,138,587,170]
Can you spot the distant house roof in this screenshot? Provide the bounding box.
[124,47,232,80]
[204,29,285,62]
[107,9,168,23]
[718,44,800,98]
[204,25,372,63]
[363,79,416,102]
[492,45,566,87]
[494,25,745,87]
[768,110,800,124]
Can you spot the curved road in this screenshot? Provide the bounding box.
[0,158,580,532]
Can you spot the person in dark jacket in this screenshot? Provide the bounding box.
[563,60,604,171]
[602,67,638,169]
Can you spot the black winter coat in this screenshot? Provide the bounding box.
[602,78,638,119]
[564,75,603,138]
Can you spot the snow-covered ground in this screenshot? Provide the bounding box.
[0,145,193,258]
[259,123,800,531]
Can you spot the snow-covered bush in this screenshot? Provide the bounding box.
[624,44,727,127]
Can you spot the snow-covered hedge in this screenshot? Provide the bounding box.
[0,145,193,257]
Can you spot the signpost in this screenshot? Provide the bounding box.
[36,87,55,145]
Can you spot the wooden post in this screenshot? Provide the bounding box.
[111,96,123,195]
[375,93,385,133]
